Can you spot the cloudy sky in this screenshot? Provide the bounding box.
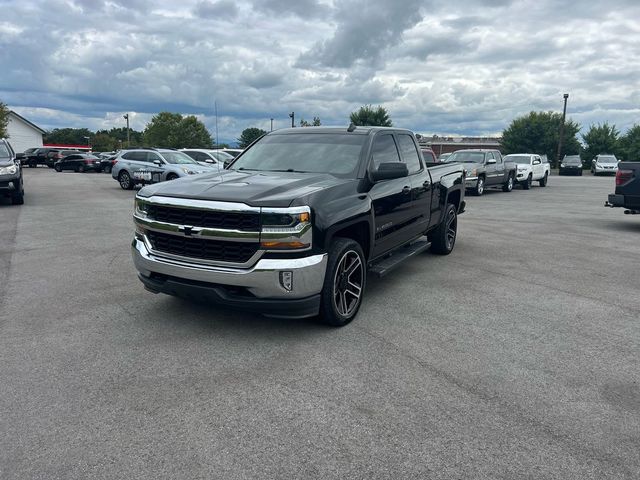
[1,0,639,144]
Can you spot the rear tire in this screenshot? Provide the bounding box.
[473,176,485,196]
[430,203,458,255]
[119,171,134,190]
[319,238,366,327]
[502,174,514,192]
[539,172,548,187]
[11,191,24,205]
[77,165,85,173]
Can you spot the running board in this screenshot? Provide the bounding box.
[369,238,431,278]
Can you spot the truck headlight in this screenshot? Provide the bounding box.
[0,164,18,175]
[134,197,150,218]
[261,207,312,250]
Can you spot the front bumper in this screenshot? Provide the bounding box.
[594,165,617,174]
[132,237,328,318]
[0,174,20,193]
[464,176,478,189]
[516,169,531,181]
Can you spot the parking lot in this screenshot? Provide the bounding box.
[1,168,639,479]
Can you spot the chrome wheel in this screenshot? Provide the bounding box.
[119,171,131,189]
[332,250,363,317]
[445,208,457,250]
[476,178,484,195]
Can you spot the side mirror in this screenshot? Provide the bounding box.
[15,153,25,160]
[371,162,408,182]
[533,160,541,165]
[153,160,162,166]
[486,158,497,165]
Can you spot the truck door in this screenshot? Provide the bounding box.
[369,133,417,258]
[484,152,500,185]
[396,133,432,237]
[532,155,543,179]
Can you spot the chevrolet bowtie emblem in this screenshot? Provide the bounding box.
[178,225,201,236]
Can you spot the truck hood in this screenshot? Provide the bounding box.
[138,169,353,207]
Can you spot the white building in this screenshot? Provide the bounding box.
[6,111,46,154]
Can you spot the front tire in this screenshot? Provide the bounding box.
[319,238,366,327]
[474,176,485,196]
[430,203,458,255]
[119,171,134,190]
[539,172,548,187]
[167,173,179,181]
[502,174,514,192]
[54,164,62,172]
[522,174,532,190]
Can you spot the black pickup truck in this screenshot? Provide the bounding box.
[132,126,465,326]
[605,162,640,215]
[446,149,516,195]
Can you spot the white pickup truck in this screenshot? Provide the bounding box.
[504,154,550,189]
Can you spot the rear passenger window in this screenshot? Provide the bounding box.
[397,135,422,174]
[371,135,400,169]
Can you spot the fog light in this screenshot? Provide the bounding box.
[279,271,293,292]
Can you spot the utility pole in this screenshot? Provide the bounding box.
[214,101,219,148]
[123,113,130,147]
[270,118,274,132]
[289,112,295,128]
[556,94,569,168]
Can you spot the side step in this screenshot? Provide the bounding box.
[369,238,431,278]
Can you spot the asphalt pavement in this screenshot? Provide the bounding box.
[1,168,639,479]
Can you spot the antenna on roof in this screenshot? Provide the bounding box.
[347,122,356,132]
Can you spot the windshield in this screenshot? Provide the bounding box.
[563,156,581,165]
[161,151,199,165]
[447,151,485,163]
[0,144,10,158]
[598,155,617,164]
[230,133,366,177]
[505,155,532,165]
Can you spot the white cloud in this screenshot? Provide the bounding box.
[1,0,639,145]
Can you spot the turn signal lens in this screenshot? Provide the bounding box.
[260,241,309,249]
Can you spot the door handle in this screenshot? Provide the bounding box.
[402,186,411,194]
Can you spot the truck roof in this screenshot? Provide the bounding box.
[270,126,409,136]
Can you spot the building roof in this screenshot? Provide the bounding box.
[9,110,47,135]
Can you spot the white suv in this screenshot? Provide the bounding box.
[504,154,550,189]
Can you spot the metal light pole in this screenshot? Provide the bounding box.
[123,113,130,147]
[289,112,295,128]
[270,118,274,132]
[84,136,90,150]
[556,94,569,168]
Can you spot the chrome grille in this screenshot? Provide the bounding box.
[146,204,260,231]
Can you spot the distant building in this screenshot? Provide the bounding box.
[417,135,502,157]
[6,111,46,154]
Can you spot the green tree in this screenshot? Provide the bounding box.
[96,127,143,148]
[237,127,267,148]
[501,111,581,167]
[91,133,118,152]
[143,112,213,148]
[581,122,620,163]
[300,116,321,127]
[349,105,392,127]
[175,115,213,148]
[618,124,640,162]
[44,127,93,145]
[0,101,9,138]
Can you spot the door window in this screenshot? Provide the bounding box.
[371,135,400,170]
[397,135,423,174]
[147,152,162,163]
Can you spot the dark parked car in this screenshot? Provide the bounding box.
[99,154,118,173]
[46,149,82,168]
[23,147,55,168]
[54,154,102,172]
[559,155,583,175]
[446,149,517,195]
[0,139,24,205]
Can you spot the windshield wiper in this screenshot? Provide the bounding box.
[269,168,309,173]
